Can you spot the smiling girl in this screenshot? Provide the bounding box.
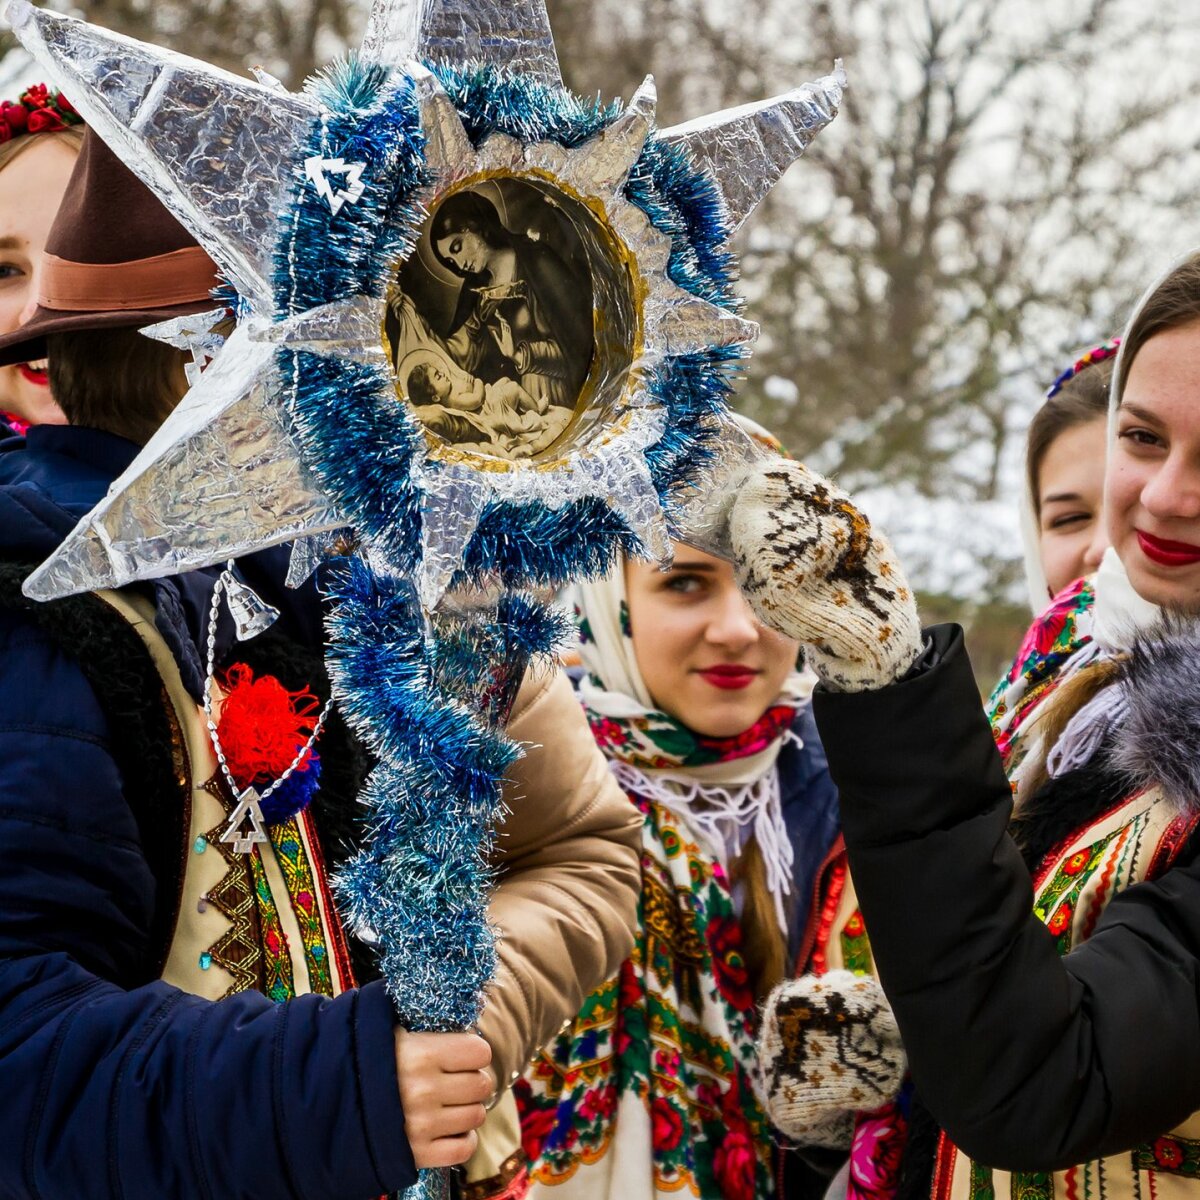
[0,86,84,431]
[514,422,845,1200]
[739,248,1200,1200]
[1023,342,1116,607]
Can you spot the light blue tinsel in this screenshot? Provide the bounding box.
[270,53,737,1041]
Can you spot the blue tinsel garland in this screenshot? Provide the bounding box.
[270,56,738,1036]
[277,57,738,585]
[323,560,520,1024]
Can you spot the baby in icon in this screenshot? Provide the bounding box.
[400,346,570,458]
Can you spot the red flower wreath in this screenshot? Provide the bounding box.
[0,83,83,145]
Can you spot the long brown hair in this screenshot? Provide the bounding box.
[1118,252,1200,388]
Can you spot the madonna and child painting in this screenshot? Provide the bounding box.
[385,178,596,461]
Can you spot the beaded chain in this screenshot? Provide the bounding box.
[203,561,333,847]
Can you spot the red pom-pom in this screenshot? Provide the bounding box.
[215,663,321,789]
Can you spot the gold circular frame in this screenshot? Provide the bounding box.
[382,169,645,473]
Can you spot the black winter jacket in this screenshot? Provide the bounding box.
[812,624,1200,1173]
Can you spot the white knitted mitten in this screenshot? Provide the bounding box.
[758,970,907,1149]
[729,459,922,691]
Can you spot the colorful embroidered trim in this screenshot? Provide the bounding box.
[300,807,357,992]
[1135,1135,1200,1177]
[248,848,295,1003]
[268,818,334,996]
[199,773,266,996]
[1045,338,1120,399]
[839,908,873,976]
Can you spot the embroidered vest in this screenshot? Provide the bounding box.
[92,590,355,1002]
[930,786,1200,1200]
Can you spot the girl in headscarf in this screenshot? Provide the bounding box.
[514,421,849,1200]
[1019,340,1117,612]
[744,248,1200,1200]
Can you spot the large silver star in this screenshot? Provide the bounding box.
[10,0,843,607]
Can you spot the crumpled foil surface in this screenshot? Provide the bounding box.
[10,0,840,611]
[8,0,318,311]
[362,0,562,87]
[23,325,341,600]
[661,64,846,234]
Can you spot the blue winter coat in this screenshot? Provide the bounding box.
[0,426,416,1199]
[778,703,842,968]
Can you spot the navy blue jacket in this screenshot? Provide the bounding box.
[0,426,416,1199]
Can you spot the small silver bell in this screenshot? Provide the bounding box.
[225,577,280,641]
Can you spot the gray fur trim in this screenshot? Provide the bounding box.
[1107,613,1200,812]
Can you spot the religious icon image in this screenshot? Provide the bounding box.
[385,180,596,460]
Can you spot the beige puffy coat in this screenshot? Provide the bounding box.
[479,665,643,1087]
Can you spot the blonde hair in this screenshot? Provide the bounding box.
[0,124,85,173]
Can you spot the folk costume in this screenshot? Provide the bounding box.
[0,131,642,1198]
[515,557,841,1200]
[736,383,1200,1200]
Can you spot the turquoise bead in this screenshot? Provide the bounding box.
[193,836,207,854]
[199,952,212,971]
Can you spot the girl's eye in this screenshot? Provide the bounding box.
[663,573,704,595]
[0,264,23,282]
[450,238,462,255]
[1118,426,1163,449]
[1048,512,1090,531]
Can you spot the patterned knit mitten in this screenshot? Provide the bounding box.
[729,459,922,691]
[758,970,907,1149]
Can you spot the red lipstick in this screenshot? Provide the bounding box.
[1137,530,1200,567]
[696,664,759,690]
[17,363,47,387]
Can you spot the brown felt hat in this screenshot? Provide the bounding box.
[0,127,221,367]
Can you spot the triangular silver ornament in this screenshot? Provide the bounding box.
[220,786,269,855]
